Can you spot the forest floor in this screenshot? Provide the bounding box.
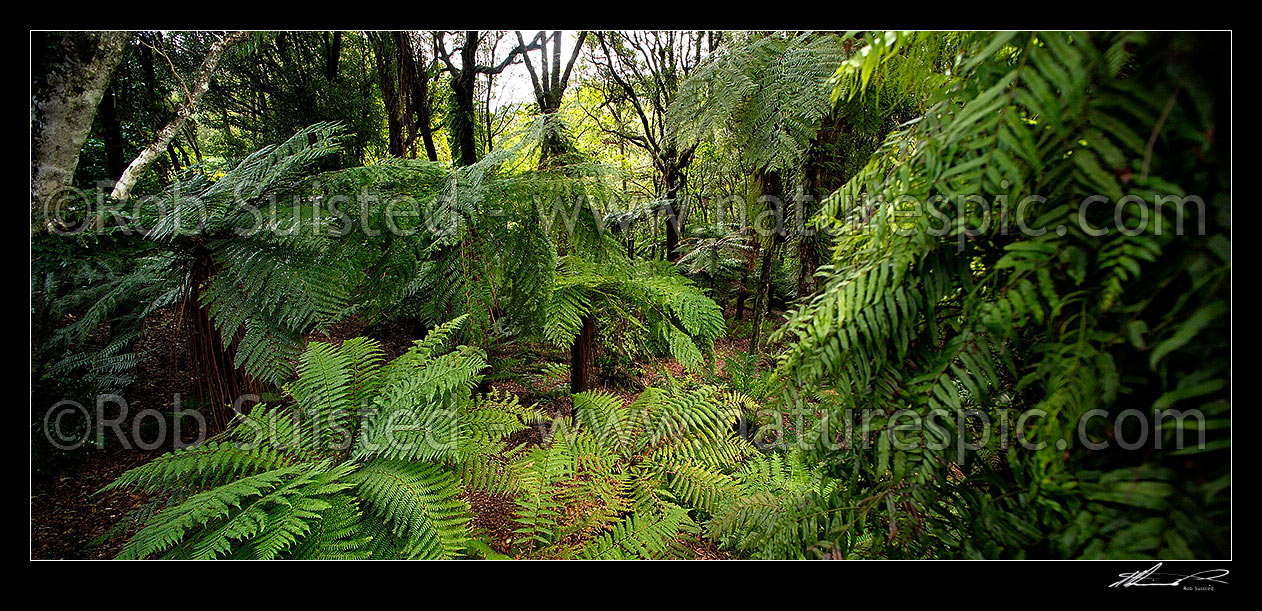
[30,306,780,559]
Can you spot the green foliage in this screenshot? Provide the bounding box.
[468,381,759,559]
[676,223,755,302]
[350,460,468,559]
[669,32,848,177]
[318,116,635,348]
[706,450,846,559]
[594,312,645,387]
[41,252,178,394]
[105,319,486,559]
[105,341,783,560]
[47,30,1230,563]
[202,31,385,166]
[544,255,725,372]
[46,123,355,392]
[576,506,696,559]
[762,31,1229,558]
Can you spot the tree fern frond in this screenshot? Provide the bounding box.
[351,460,471,559]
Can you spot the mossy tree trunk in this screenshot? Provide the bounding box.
[31,31,131,225]
[662,159,687,262]
[748,243,779,355]
[749,170,784,355]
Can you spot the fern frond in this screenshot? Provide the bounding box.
[351,460,471,559]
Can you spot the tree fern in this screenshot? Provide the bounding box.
[106,319,489,559]
[763,31,1229,558]
[350,460,470,559]
[544,255,725,374]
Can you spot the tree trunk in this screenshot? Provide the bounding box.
[437,30,533,167]
[518,31,586,168]
[31,31,131,225]
[749,170,785,355]
[663,163,685,262]
[452,70,479,167]
[569,314,596,398]
[449,32,483,167]
[111,31,246,200]
[658,147,694,263]
[748,243,776,355]
[324,31,342,81]
[417,89,440,163]
[167,143,182,174]
[186,249,261,430]
[797,236,821,299]
[373,33,405,158]
[539,107,568,167]
[798,111,847,299]
[395,32,439,162]
[100,85,127,183]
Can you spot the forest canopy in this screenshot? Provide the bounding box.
[29,30,1230,562]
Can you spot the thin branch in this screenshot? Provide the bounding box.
[558,31,588,93]
[111,31,248,200]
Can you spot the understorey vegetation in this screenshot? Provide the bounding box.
[31,30,1229,560]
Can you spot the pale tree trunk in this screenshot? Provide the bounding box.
[110,31,247,200]
[31,31,132,226]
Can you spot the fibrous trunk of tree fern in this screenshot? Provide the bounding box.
[569,313,597,400]
[185,252,260,431]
